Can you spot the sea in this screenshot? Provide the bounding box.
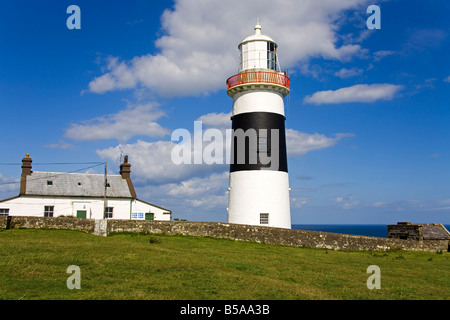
[291,224,450,238]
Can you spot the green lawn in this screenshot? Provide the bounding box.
[0,228,449,300]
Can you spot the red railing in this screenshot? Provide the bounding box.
[226,71,290,90]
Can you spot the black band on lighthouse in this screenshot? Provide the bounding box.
[230,112,288,172]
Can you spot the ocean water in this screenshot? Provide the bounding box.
[292,224,450,238]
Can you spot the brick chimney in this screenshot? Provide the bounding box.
[20,153,32,195]
[120,155,136,198]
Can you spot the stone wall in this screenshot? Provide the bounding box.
[107,220,449,252]
[0,216,96,234]
[388,222,422,240]
[1,216,448,252]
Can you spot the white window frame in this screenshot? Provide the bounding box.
[44,206,54,217]
[104,207,113,219]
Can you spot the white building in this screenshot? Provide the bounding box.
[0,154,171,221]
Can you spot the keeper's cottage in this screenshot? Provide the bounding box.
[0,154,171,221]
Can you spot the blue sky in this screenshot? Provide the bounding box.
[0,0,449,224]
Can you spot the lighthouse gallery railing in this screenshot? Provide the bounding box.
[226,71,290,90]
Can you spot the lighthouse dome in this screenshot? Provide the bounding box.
[239,23,276,46]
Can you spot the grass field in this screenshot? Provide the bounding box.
[0,228,449,300]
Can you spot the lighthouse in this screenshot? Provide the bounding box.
[226,23,291,229]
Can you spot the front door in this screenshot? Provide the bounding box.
[145,213,154,221]
[77,210,87,218]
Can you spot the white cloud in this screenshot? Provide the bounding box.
[297,175,314,181]
[94,112,231,185]
[369,199,450,213]
[334,67,363,78]
[291,197,309,209]
[167,172,228,198]
[303,83,403,105]
[331,194,360,209]
[44,140,76,150]
[444,75,450,83]
[87,57,138,94]
[286,129,354,156]
[197,112,232,129]
[87,0,370,97]
[371,201,387,208]
[134,172,230,221]
[373,50,396,61]
[414,78,437,91]
[158,172,229,209]
[403,29,447,53]
[96,139,224,185]
[65,102,170,143]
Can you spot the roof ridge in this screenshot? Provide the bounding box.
[32,171,121,176]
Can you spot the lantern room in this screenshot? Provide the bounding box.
[238,23,280,72]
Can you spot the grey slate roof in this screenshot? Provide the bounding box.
[422,223,450,240]
[25,171,133,198]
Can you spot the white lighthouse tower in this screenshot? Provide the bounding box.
[226,23,291,229]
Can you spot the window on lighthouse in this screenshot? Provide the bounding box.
[267,42,278,71]
[260,213,269,225]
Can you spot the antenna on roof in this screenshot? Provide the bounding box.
[118,145,124,166]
